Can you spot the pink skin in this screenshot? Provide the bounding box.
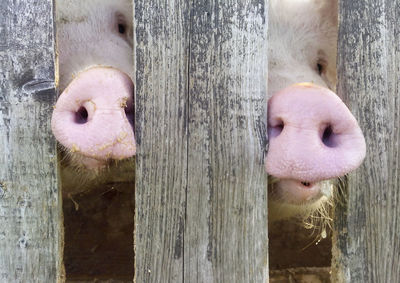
[272,179,323,205]
[51,67,135,169]
[266,83,366,204]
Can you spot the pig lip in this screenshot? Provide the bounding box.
[299,181,315,189]
[287,179,319,194]
[269,178,325,205]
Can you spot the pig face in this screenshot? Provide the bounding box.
[266,0,366,221]
[52,0,135,190]
[56,0,133,91]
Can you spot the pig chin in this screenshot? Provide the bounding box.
[60,146,135,172]
[71,152,108,170]
[59,148,135,196]
[268,177,335,221]
[64,150,119,170]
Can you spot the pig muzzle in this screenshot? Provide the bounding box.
[51,67,135,169]
[266,83,366,202]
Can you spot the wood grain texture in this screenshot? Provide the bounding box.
[134,1,268,282]
[134,1,189,282]
[0,0,62,282]
[332,0,400,282]
[186,1,268,282]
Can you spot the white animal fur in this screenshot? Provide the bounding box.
[56,0,133,91]
[268,0,338,96]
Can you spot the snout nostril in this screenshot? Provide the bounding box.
[322,125,337,148]
[75,106,88,124]
[301,181,311,187]
[268,119,284,138]
[124,103,134,129]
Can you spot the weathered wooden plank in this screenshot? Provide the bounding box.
[185,1,268,282]
[134,1,189,282]
[332,0,400,282]
[0,1,62,282]
[134,0,268,282]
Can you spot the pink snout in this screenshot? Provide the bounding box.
[266,83,366,183]
[51,67,135,168]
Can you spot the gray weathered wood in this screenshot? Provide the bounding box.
[332,0,400,282]
[185,1,268,282]
[134,1,268,282]
[134,1,189,282]
[0,1,62,282]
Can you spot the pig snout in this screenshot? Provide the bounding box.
[266,83,366,187]
[51,67,135,169]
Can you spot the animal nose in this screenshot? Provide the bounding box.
[265,83,366,182]
[51,67,136,163]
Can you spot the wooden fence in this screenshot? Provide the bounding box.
[0,0,62,282]
[0,0,398,282]
[332,0,400,282]
[134,0,268,282]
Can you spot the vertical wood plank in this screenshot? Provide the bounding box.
[0,0,62,282]
[134,1,189,282]
[186,1,268,282]
[134,0,268,282]
[332,0,400,282]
